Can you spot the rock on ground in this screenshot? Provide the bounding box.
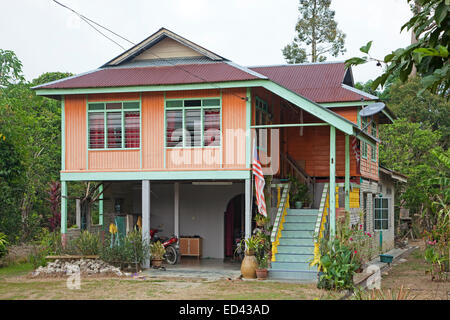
[32,259,123,277]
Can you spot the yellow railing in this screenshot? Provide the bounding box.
[270,183,290,262]
[311,183,330,267]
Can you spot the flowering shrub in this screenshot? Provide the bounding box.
[423,204,449,281]
[337,211,376,267]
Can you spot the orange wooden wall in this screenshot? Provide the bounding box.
[63,88,248,172]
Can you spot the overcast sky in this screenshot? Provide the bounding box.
[1,0,413,84]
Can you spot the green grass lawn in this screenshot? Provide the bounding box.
[0,262,344,300]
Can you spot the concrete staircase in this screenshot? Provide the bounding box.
[269,208,319,281]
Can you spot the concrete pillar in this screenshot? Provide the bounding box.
[142,180,151,268]
[99,184,104,226]
[75,198,81,228]
[174,182,179,238]
[329,126,336,238]
[345,134,350,212]
[245,178,252,240]
[61,181,67,247]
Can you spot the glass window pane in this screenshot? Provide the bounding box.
[374,220,381,230]
[382,199,388,208]
[204,109,220,146]
[184,109,201,147]
[125,112,140,148]
[166,110,182,147]
[88,103,104,111]
[382,220,388,229]
[89,112,104,149]
[123,102,139,109]
[202,99,220,107]
[382,209,388,220]
[166,100,182,108]
[107,112,122,148]
[184,99,201,107]
[106,103,122,110]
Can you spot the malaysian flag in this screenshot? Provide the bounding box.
[252,139,267,217]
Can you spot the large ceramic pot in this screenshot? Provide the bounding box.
[151,258,163,268]
[241,253,258,279]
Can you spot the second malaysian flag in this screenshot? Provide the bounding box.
[252,140,267,217]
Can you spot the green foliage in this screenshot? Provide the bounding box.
[283,0,346,63]
[100,229,149,265]
[346,0,450,96]
[73,230,100,256]
[0,49,72,242]
[256,252,269,269]
[27,246,47,269]
[288,175,310,206]
[316,237,360,291]
[0,232,9,258]
[0,49,24,87]
[149,241,165,260]
[352,286,415,300]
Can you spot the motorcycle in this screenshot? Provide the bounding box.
[150,228,179,265]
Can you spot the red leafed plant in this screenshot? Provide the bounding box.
[47,181,61,231]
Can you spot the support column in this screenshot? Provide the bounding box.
[142,180,151,268]
[345,134,350,212]
[329,126,336,238]
[61,181,68,247]
[174,182,179,238]
[99,183,104,226]
[245,178,252,241]
[75,199,81,228]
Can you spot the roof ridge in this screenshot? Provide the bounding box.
[248,61,346,69]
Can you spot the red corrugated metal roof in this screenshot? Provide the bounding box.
[37,63,259,89]
[250,62,373,103]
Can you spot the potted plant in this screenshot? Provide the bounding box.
[240,236,259,279]
[150,241,166,267]
[254,213,270,228]
[256,253,269,280]
[288,175,309,209]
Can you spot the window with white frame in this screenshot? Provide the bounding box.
[165,98,221,148]
[88,101,140,149]
[374,197,389,230]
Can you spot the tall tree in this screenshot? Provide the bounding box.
[283,0,346,63]
[346,0,449,97]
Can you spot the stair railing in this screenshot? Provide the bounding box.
[270,183,290,262]
[311,183,330,267]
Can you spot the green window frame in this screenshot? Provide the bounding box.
[87,101,141,150]
[374,197,389,230]
[255,97,271,126]
[165,97,222,148]
[371,122,377,162]
[361,117,368,159]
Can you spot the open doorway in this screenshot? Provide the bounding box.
[224,194,245,258]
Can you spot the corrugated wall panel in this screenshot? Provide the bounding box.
[88,150,140,170]
[142,92,164,169]
[166,148,221,169]
[65,95,86,170]
[222,88,247,169]
[165,89,221,99]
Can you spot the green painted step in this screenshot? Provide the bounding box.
[285,215,317,223]
[276,245,314,254]
[287,209,319,215]
[279,238,314,246]
[281,230,314,238]
[275,254,314,263]
[268,270,317,281]
[271,261,316,271]
[283,222,315,230]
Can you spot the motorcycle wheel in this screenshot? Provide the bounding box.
[164,245,178,265]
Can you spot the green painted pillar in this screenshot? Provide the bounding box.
[329,126,336,238]
[345,134,350,212]
[99,184,104,226]
[61,180,68,246]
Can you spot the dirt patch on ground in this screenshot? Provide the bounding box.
[0,272,343,300]
[379,240,449,300]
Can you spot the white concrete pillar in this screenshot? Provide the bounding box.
[245,178,252,240]
[174,182,179,238]
[142,180,151,268]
